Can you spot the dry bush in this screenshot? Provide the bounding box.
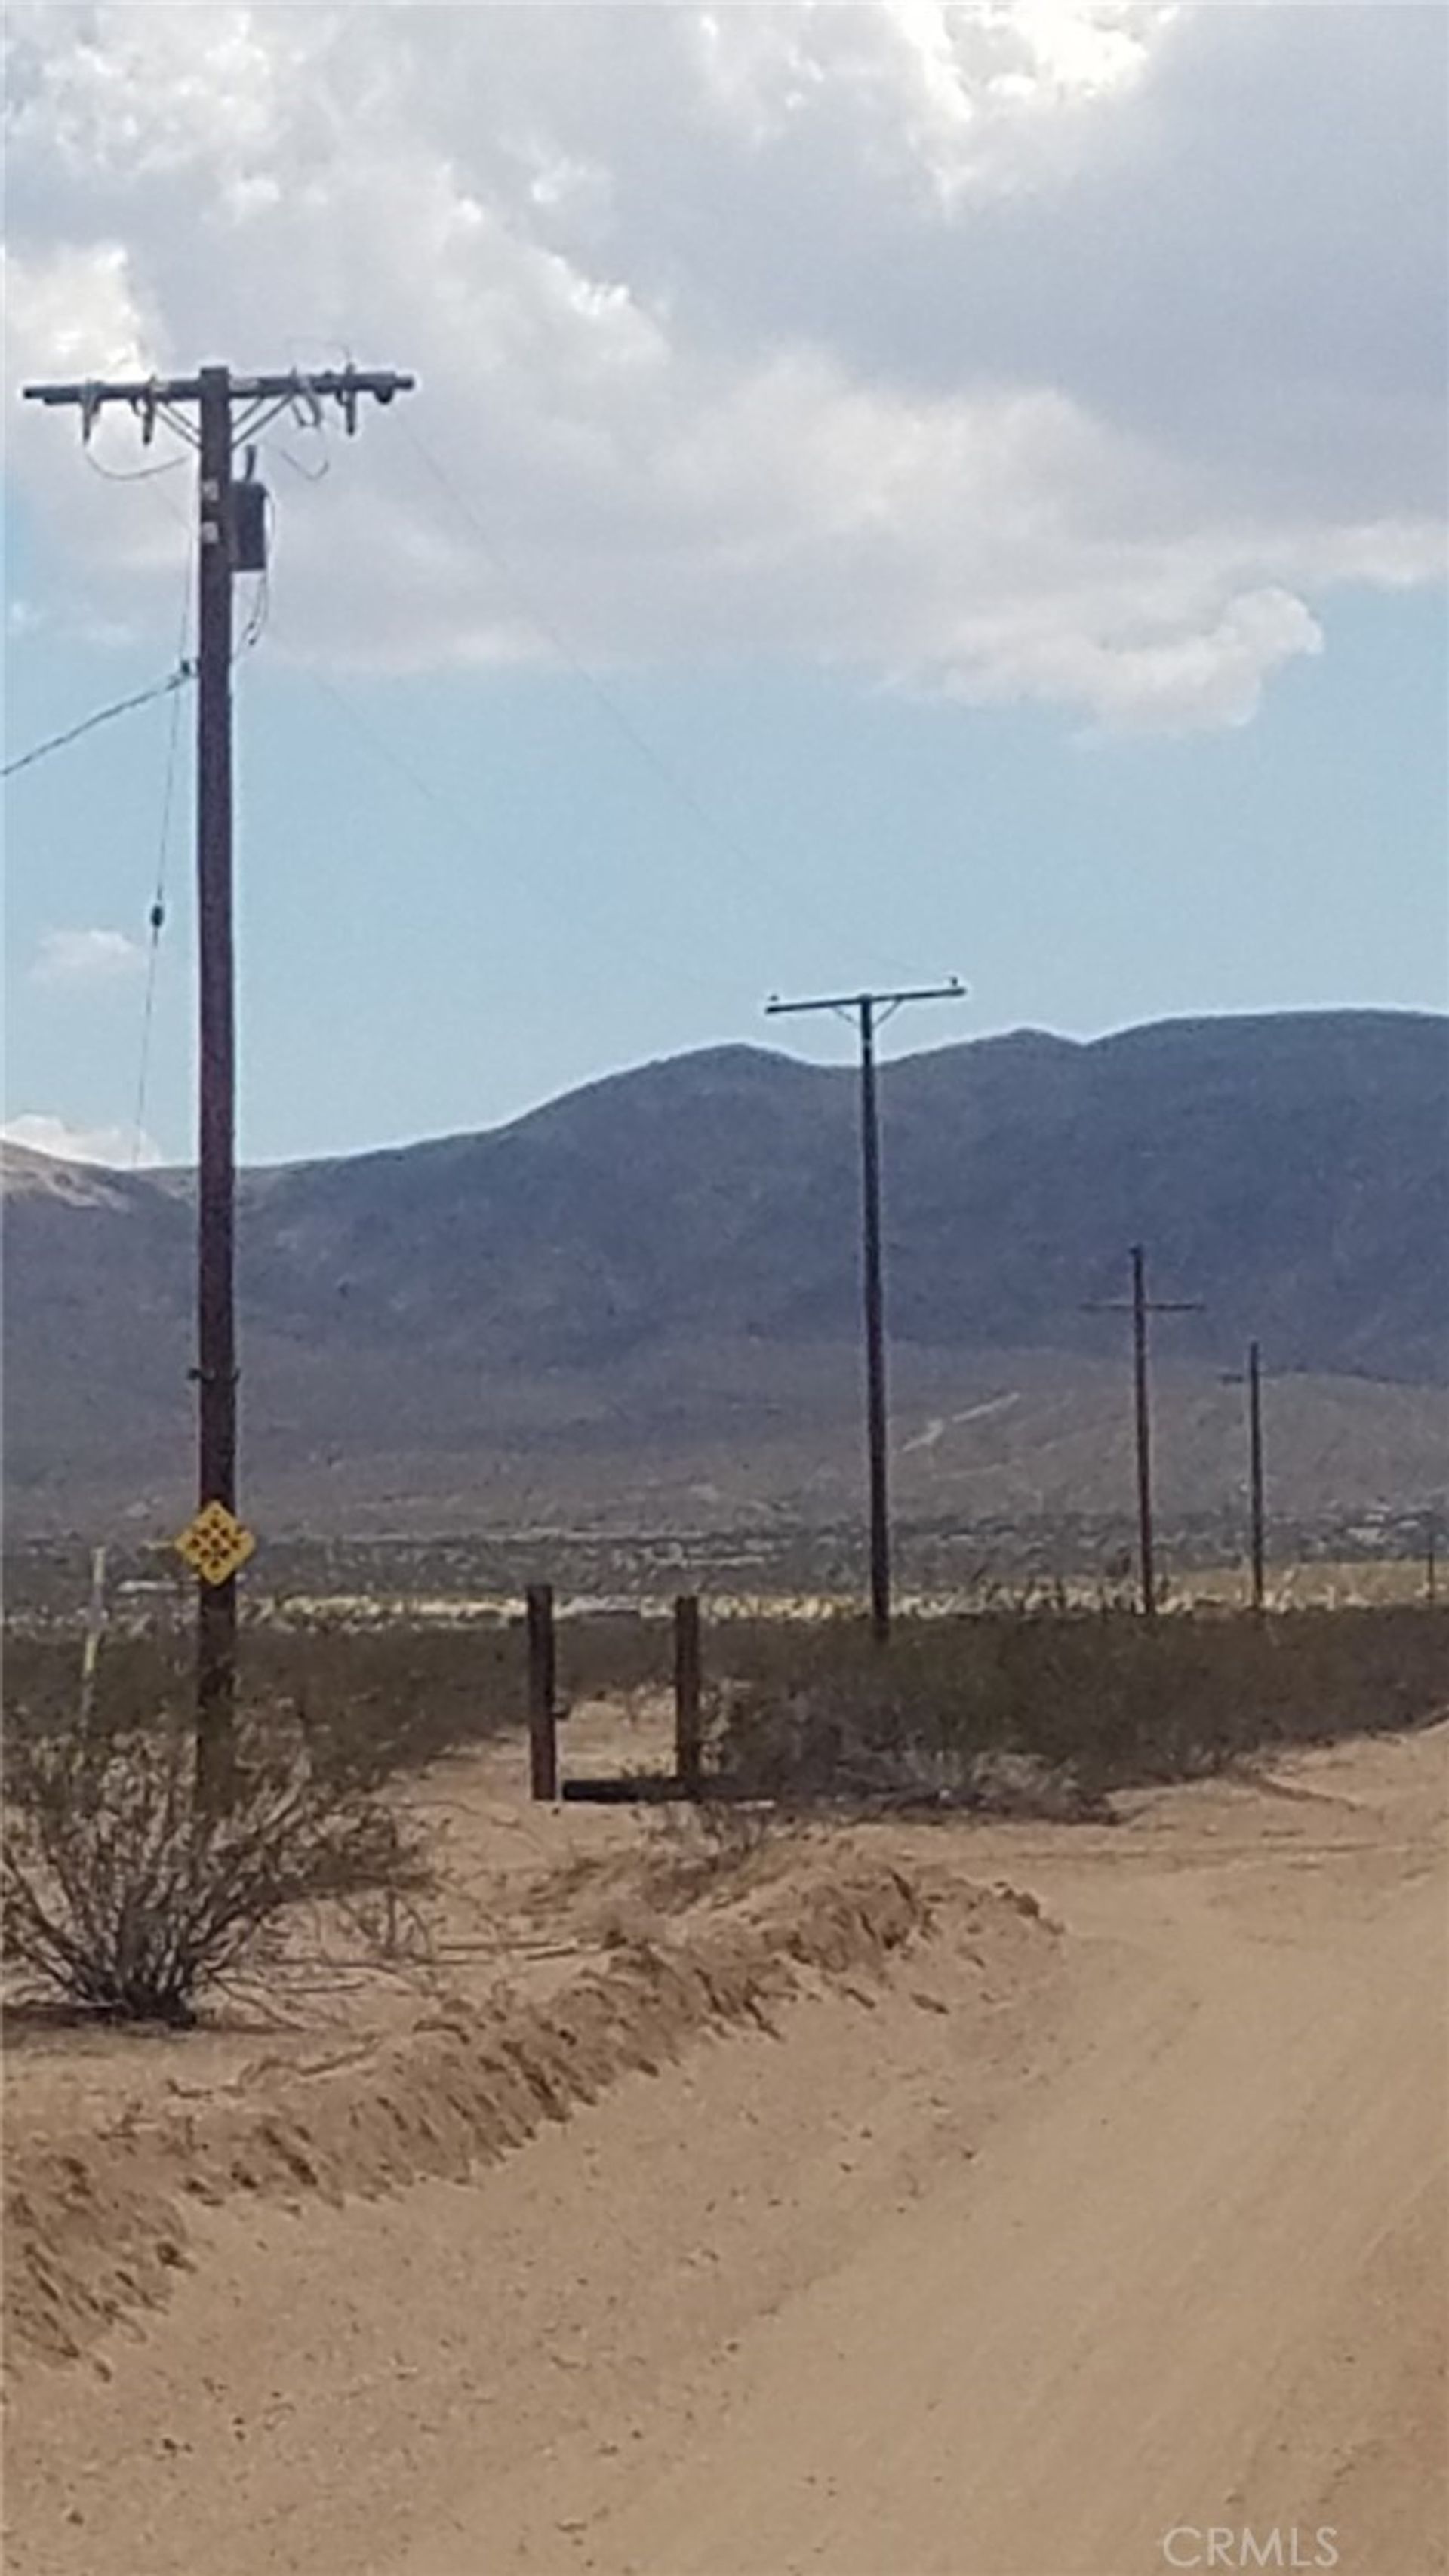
[710,1605,1448,1814]
[2,1720,432,2025]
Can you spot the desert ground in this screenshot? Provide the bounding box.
[4,1702,1446,2576]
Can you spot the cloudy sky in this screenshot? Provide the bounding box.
[5,1,1446,1165]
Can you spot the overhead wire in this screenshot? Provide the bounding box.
[18,381,940,1170]
[2,663,197,780]
[281,646,488,841]
[253,405,737,1008]
[268,628,734,1018]
[400,419,771,893]
[398,416,931,1019]
[274,440,330,485]
[130,541,194,1168]
[84,446,188,486]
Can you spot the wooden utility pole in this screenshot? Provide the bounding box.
[1220,1341,1268,1614]
[195,367,239,1770]
[23,364,414,1795]
[764,979,965,1642]
[1085,1245,1203,1620]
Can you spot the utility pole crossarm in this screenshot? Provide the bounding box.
[23,368,414,420]
[1083,1299,1206,1317]
[765,978,966,1019]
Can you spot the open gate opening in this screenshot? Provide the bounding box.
[526,1586,705,1805]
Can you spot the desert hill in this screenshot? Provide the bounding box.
[5,1009,1445,1537]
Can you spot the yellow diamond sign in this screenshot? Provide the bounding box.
[174,1500,256,1587]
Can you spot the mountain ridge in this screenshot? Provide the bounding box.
[5,1010,1445,1535]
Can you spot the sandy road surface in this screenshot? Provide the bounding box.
[5,1725,1446,2576]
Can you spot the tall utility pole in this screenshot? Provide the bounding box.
[764,979,965,1642]
[23,364,414,1793]
[195,368,239,1759]
[1084,1244,1203,1620]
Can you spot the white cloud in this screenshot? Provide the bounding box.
[30,926,148,989]
[2,2,1443,731]
[2,1111,161,1167]
[945,586,1327,737]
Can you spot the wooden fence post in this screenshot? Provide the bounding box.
[526,1583,558,1801]
[674,1593,703,1797]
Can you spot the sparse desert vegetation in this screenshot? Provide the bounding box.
[704,1601,1449,1810]
[5,1593,1442,2033]
[6,8,1445,2562]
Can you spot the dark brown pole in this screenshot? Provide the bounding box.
[1087,1250,1202,1620]
[674,1593,703,1796]
[763,979,964,1641]
[858,999,892,1644]
[526,1583,558,1801]
[20,364,414,1809]
[1131,1244,1156,1620]
[195,365,238,1801]
[1247,1339,1266,1616]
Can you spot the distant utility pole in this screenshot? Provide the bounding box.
[1223,1340,1268,1614]
[1084,1244,1203,1620]
[764,979,966,1642]
[1246,1338,1266,1617]
[23,364,414,1794]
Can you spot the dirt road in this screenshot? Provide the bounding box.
[6,1725,1445,2576]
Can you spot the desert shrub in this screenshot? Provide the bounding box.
[709,1605,1447,1812]
[2,1623,521,1790]
[2,1719,431,2024]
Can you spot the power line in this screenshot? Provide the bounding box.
[405,425,718,815]
[285,650,488,839]
[131,545,195,1168]
[84,446,188,487]
[401,419,932,998]
[402,421,783,894]
[2,662,197,780]
[270,629,743,1020]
